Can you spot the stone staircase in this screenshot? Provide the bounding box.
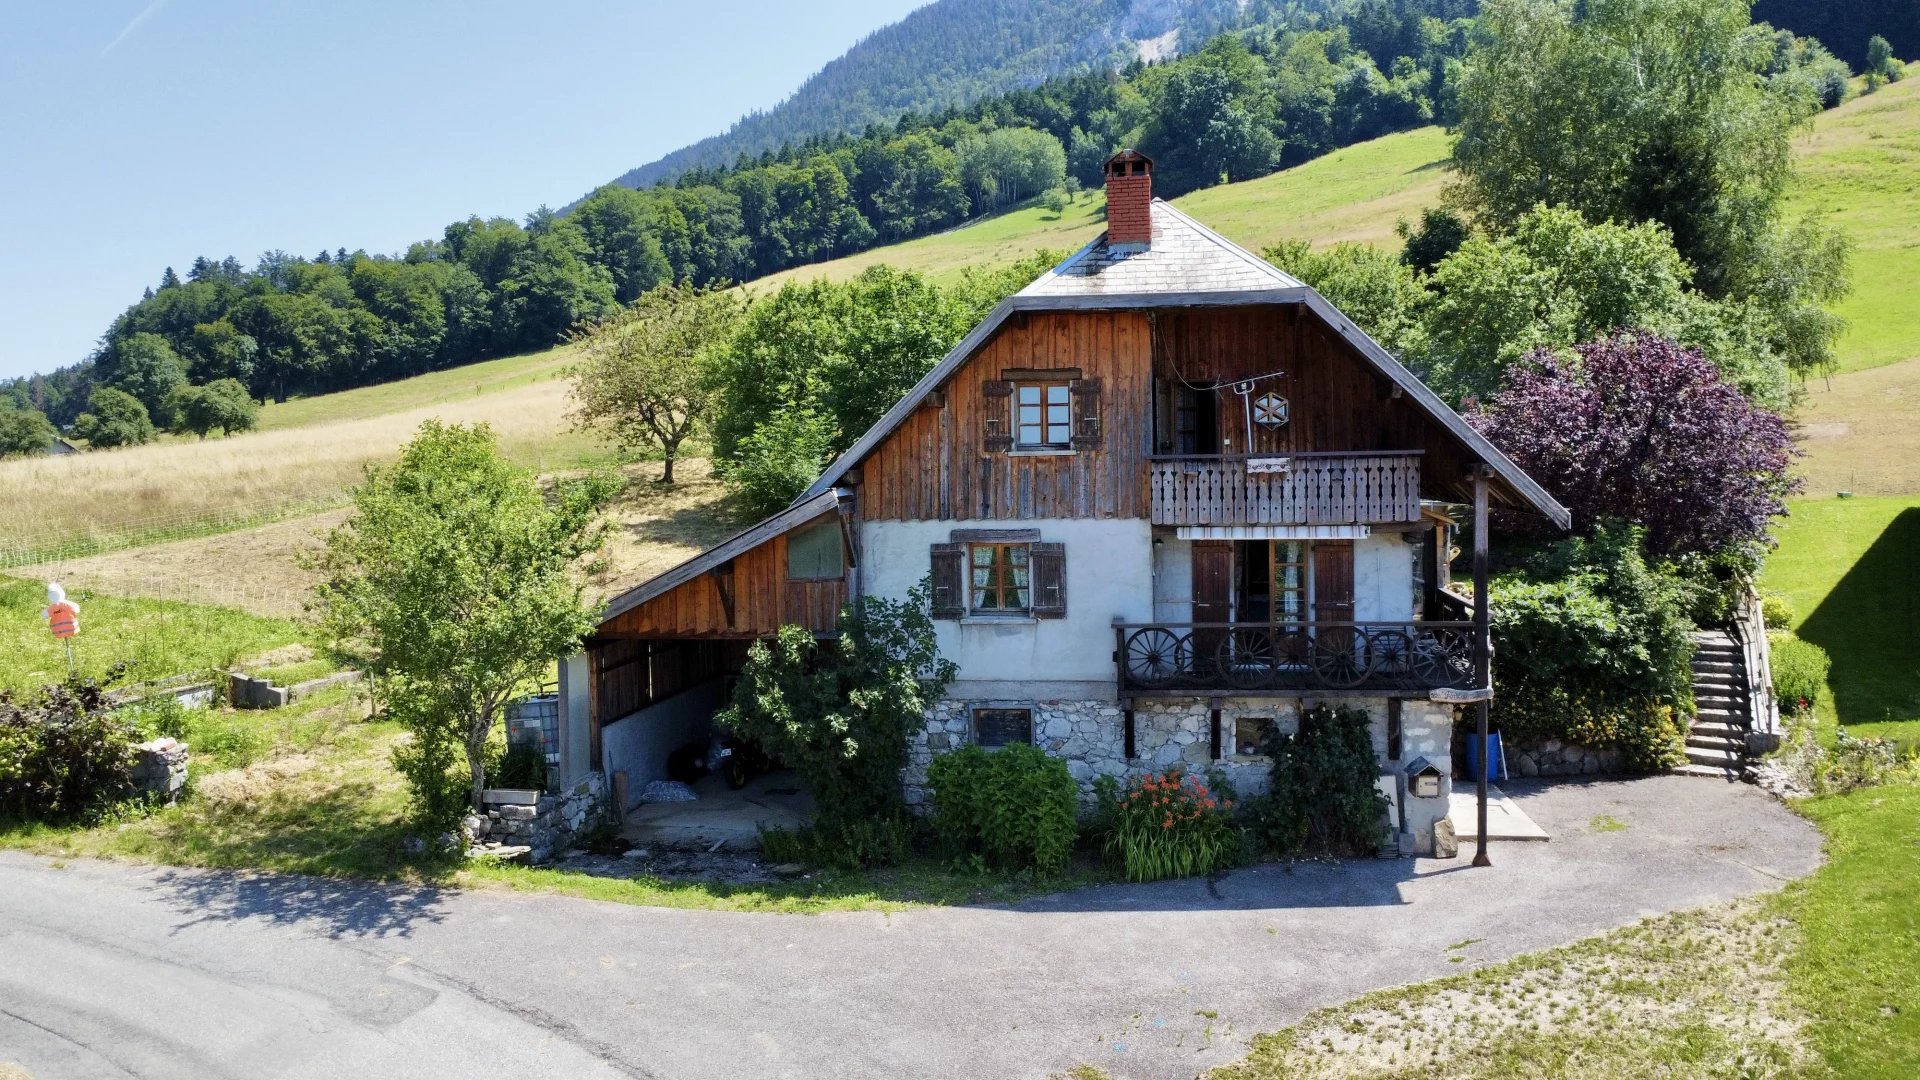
[1675,630,1754,778]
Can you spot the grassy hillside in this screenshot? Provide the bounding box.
[254,346,580,432]
[755,126,1450,290]
[1787,67,1920,375]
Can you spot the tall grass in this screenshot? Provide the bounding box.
[0,377,603,563]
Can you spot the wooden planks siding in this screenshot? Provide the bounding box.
[853,305,1484,522]
[858,311,1154,520]
[600,512,845,638]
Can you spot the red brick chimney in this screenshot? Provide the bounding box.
[1103,149,1154,250]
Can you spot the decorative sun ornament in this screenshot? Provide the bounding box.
[1252,392,1291,428]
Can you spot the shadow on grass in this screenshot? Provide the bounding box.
[1797,507,1920,732]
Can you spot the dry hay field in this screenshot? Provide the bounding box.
[0,376,602,565]
[27,458,740,618]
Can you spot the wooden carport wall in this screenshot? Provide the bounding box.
[584,491,860,771]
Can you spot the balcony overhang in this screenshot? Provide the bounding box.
[1174,524,1373,541]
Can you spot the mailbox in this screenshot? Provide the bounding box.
[1404,756,1445,800]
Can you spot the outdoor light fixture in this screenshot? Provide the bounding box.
[1404,756,1445,800]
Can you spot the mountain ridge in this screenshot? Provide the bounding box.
[605,0,1260,193]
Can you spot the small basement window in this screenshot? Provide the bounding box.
[974,707,1033,748]
[1235,716,1277,758]
[1014,381,1073,449]
[786,519,844,581]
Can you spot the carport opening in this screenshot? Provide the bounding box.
[592,636,812,850]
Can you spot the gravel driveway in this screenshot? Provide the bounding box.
[0,775,1822,1080]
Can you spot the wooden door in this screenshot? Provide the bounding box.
[1191,541,1233,625]
[1191,540,1233,677]
[1312,541,1355,625]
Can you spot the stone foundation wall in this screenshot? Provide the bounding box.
[464,771,608,864]
[1507,738,1624,777]
[906,695,1460,855]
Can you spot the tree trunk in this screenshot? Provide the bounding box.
[659,434,683,484]
[469,744,488,813]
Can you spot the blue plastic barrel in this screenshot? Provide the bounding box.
[1463,732,1506,782]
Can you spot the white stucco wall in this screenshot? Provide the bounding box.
[1353,532,1418,622]
[860,517,1154,696]
[599,680,726,810]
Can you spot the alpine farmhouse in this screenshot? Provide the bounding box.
[552,151,1571,854]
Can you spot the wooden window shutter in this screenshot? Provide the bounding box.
[930,543,965,619]
[1031,542,1066,618]
[981,379,1013,452]
[1070,378,1103,448]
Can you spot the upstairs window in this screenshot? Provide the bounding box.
[1015,381,1073,450]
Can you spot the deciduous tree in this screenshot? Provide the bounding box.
[568,284,741,483]
[314,421,615,820]
[1470,332,1799,557]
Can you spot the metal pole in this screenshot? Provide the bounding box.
[1472,467,1492,868]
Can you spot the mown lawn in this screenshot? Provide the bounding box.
[1763,496,1920,743]
[1206,784,1920,1080]
[0,575,310,696]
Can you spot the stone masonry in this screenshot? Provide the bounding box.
[130,738,189,804]
[464,771,609,864]
[906,695,1460,853]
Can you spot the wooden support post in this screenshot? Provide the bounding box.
[1471,466,1493,868]
[1209,705,1223,761]
[1123,704,1136,760]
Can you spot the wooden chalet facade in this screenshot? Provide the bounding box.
[560,151,1569,855]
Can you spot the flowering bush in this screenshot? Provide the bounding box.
[1101,767,1242,882]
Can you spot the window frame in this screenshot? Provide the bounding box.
[784,519,845,582]
[967,541,1032,614]
[972,706,1034,749]
[1012,379,1075,451]
[1234,715,1278,759]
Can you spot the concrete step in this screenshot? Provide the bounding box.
[1695,707,1747,722]
[1692,669,1742,683]
[1692,661,1739,676]
[1672,761,1742,780]
[1689,720,1748,740]
[1686,734,1747,754]
[1686,746,1743,767]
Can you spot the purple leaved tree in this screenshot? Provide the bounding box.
[1471,333,1799,556]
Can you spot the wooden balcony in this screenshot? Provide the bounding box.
[1149,452,1422,527]
[1115,620,1478,697]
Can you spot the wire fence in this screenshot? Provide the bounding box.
[0,494,350,572]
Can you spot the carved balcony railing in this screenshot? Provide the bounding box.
[1114,620,1478,696]
[1148,451,1422,527]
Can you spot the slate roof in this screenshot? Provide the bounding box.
[1019,200,1305,297]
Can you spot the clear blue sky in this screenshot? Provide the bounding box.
[0,0,926,382]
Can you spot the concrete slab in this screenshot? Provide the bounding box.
[620,769,812,851]
[1448,783,1551,840]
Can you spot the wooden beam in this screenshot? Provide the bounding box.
[1471,465,1492,869]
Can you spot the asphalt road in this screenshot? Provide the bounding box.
[0,775,1822,1080]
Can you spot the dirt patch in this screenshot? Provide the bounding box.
[241,643,315,669]
[1796,357,1920,497]
[549,848,804,887]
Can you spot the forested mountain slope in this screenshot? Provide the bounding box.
[1753,0,1917,69]
[609,0,1262,191]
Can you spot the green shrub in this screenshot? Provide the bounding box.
[926,742,1078,876]
[1760,593,1794,629]
[1770,632,1831,716]
[1101,767,1242,882]
[718,583,956,868]
[1814,732,1914,794]
[1490,527,1697,767]
[0,679,142,822]
[1248,704,1388,857]
[1495,686,1685,771]
[489,741,548,791]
